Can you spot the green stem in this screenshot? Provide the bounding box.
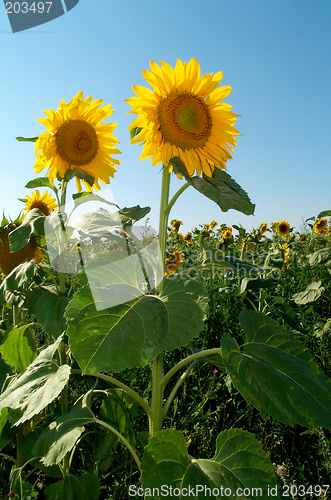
[13,304,20,327]
[94,418,141,468]
[71,370,151,417]
[165,182,190,217]
[150,353,164,437]
[156,165,171,295]
[162,359,199,422]
[162,348,224,390]
[0,452,16,464]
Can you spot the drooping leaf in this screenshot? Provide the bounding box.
[71,207,122,235]
[0,335,71,425]
[292,281,324,305]
[60,169,94,187]
[308,248,331,267]
[32,392,95,466]
[240,277,273,293]
[72,192,119,210]
[317,210,331,219]
[35,291,70,338]
[44,473,100,500]
[66,275,208,373]
[99,391,136,446]
[118,205,151,227]
[169,157,255,216]
[221,310,331,429]
[9,208,45,252]
[140,428,280,499]
[10,467,34,500]
[0,323,37,373]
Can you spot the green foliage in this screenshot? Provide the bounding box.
[44,473,100,500]
[0,323,37,373]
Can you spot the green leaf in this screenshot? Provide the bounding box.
[169,157,255,215]
[130,127,142,139]
[317,210,331,219]
[0,323,37,373]
[0,260,38,308]
[10,466,34,500]
[240,277,273,293]
[221,310,331,429]
[140,429,280,499]
[0,335,71,426]
[60,169,94,187]
[292,281,324,304]
[35,292,70,338]
[32,392,95,466]
[118,205,151,227]
[71,207,122,235]
[0,413,18,451]
[9,208,45,252]
[202,245,262,276]
[66,275,208,373]
[44,473,100,500]
[99,391,136,446]
[72,192,120,210]
[16,136,39,142]
[25,177,55,191]
[0,356,12,390]
[309,248,331,266]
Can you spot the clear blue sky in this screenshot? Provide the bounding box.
[1,0,330,235]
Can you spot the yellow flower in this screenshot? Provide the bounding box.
[171,219,182,232]
[24,190,57,216]
[184,232,192,243]
[164,251,185,276]
[221,226,232,239]
[126,58,240,177]
[210,221,217,229]
[34,91,121,192]
[276,220,291,237]
[201,230,210,239]
[314,218,328,233]
[259,222,268,234]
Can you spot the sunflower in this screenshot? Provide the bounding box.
[221,226,233,239]
[34,91,121,192]
[276,220,291,237]
[164,251,185,277]
[314,218,328,233]
[24,190,57,216]
[125,58,240,177]
[210,221,218,229]
[184,232,193,243]
[171,219,182,232]
[260,222,268,234]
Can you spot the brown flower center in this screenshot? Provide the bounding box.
[55,119,98,166]
[157,92,212,150]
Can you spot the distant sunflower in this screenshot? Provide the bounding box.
[171,219,182,232]
[126,58,240,177]
[34,91,121,192]
[164,251,185,276]
[314,218,328,233]
[24,190,57,216]
[260,222,268,234]
[210,221,218,229]
[276,220,291,237]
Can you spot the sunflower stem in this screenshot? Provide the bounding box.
[156,165,171,294]
[165,182,190,217]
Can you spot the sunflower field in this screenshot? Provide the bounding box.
[1,59,331,500]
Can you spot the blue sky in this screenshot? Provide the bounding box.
[0,0,330,235]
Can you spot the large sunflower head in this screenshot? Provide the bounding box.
[276,220,291,237]
[34,91,121,192]
[24,190,57,216]
[125,58,240,178]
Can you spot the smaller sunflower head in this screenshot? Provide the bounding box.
[221,226,233,239]
[210,221,218,229]
[276,220,291,237]
[171,219,182,233]
[24,190,58,216]
[164,251,185,276]
[204,224,210,231]
[259,222,268,234]
[184,232,193,243]
[200,230,210,239]
[314,218,328,233]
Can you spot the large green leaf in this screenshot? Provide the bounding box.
[0,323,37,373]
[221,310,331,429]
[72,192,119,210]
[35,291,70,338]
[45,473,100,500]
[169,157,255,215]
[99,390,136,446]
[140,428,280,499]
[66,275,208,373]
[0,335,71,425]
[10,467,34,500]
[71,207,122,235]
[308,248,331,266]
[25,176,56,191]
[9,208,45,252]
[292,281,324,305]
[32,392,95,466]
[118,205,151,227]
